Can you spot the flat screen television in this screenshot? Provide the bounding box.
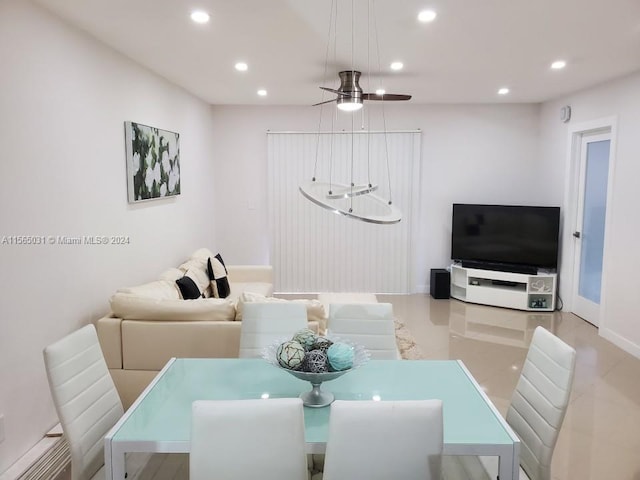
[451,204,560,274]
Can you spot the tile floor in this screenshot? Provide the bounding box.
[380,294,640,480]
[56,294,640,480]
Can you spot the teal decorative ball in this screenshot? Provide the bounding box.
[276,341,306,370]
[327,342,354,371]
[292,329,317,351]
[312,337,333,353]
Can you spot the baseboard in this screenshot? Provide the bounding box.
[600,327,640,359]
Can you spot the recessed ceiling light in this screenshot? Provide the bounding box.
[190,10,210,24]
[417,10,437,23]
[551,60,567,70]
[257,89,267,97]
[235,62,248,72]
[498,87,510,95]
[375,88,386,95]
[390,62,404,71]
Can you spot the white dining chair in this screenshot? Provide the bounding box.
[443,326,576,480]
[327,303,400,359]
[190,398,308,480]
[239,302,308,358]
[319,399,443,480]
[43,324,124,480]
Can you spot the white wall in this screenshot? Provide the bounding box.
[0,1,216,473]
[540,71,640,357]
[211,103,549,291]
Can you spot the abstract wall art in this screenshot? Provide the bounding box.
[125,121,180,203]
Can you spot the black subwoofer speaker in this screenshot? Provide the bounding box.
[430,269,450,299]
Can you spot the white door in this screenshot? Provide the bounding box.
[572,132,611,326]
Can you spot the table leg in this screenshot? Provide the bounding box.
[105,440,126,480]
[497,441,519,480]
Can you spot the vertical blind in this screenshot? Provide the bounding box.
[267,130,421,293]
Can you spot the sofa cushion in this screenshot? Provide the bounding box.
[207,256,230,298]
[110,294,235,321]
[159,268,183,282]
[235,292,326,323]
[121,320,241,370]
[117,280,180,300]
[228,282,274,303]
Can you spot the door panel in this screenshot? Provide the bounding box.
[572,134,611,326]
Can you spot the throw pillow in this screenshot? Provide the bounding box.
[176,267,211,300]
[207,255,230,298]
[215,253,228,274]
[235,291,327,323]
[175,276,202,300]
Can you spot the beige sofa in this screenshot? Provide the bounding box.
[96,248,323,408]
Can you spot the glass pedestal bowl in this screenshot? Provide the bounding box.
[262,339,369,408]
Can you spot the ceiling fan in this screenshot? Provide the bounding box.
[313,70,411,111]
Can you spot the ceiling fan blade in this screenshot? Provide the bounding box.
[363,93,412,101]
[319,87,352,97]
[312,98,337,107]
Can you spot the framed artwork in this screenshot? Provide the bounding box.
[125,121,180,203]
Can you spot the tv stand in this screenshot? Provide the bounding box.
[450,264,556,312]
[460,261,537,275]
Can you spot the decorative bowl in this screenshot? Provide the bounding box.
[262,337,370,408]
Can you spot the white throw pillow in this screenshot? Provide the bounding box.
[235,291,326,323]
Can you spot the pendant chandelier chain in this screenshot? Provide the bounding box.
[371,0,394,205]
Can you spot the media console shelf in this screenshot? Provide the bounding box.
[450,265,556,312]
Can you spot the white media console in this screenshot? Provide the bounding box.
[450,264,557,312]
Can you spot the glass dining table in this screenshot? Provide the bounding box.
[105,358,519,480]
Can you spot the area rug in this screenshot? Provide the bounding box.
[394,318,425,360]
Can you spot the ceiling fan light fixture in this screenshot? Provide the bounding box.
[336,98,363,112]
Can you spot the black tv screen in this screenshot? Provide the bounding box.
[451,204,560,273]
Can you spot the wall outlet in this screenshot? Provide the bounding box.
[0,414,5,443]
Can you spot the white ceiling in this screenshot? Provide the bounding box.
[34,0,640,105]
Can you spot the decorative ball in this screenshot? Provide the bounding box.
[303,350,329,373]
[312,337,333,353]
[276,341,306,370]
[292,328,318,351]
[327,343,354,371]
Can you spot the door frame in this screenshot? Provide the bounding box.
[562,116,618,328]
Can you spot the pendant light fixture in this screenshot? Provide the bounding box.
[299,0,409,224]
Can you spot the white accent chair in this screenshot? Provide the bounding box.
[43,325,124,480]
[444,326,576,480]
[320,399,443,480]
[327,303,400,359]
[190,398,308,480]
[239,302,308,358]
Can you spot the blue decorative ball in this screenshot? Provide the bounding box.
[303,349,329,373]
[327,342,354,371]
[292,329,318,351]
[276,341,306,370]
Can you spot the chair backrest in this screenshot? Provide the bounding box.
[506,326,576,480]
[190,398,308,480]
[239,302,308,358]
[322,399,443,480]
[43,324,124,480]
[327,303,399,359]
